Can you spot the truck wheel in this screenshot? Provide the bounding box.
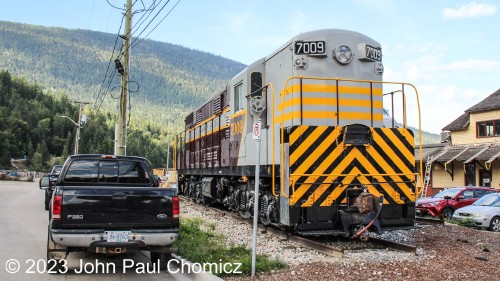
[47,228,66,274]
[44,193,50,211]
[150,252,173,271]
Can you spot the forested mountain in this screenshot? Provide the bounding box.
[0,70,170,169]
[0,21,246,136]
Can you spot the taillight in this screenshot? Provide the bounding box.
[172,196,179,219]
[52,195,62,220]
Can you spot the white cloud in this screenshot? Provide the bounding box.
[443,2,497,19]
[430,58,500,73]
[402,84,484,133]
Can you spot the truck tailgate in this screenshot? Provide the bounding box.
[60,187,177,229]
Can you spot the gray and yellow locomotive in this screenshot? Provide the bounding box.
[175,29,421,236]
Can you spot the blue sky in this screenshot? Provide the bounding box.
[1,0,499,134]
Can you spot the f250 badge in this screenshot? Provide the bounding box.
[67,215,83,219]
[157,214,168,219]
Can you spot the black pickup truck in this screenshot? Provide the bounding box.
[39,154,179,271]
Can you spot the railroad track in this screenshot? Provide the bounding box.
[180,196,418,258]
[415,216,445,225]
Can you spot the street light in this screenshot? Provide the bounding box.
[60,115,86,155]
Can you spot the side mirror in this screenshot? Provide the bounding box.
[39,176,50,190]
[457,196,465,201]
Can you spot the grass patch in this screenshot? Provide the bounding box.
[445,217,476,228]
[174,217,287,277]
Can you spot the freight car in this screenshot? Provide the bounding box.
[174,29,422,237]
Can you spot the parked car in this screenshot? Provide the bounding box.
[452,193,500,232]
[41,164,63,210]
[416,187,498,218]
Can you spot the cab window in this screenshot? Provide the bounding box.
[234,83,243,111]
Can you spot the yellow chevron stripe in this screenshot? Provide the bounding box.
[371,131,413,175]
[294,148,405,206]
[316,167,389,207]
[290,126,309,147]
[302,184,330,207]
[290,127,328,166]
[382,129,414,163]
[290,183,311,206]
[289,129,343,205]
[318,150,401,206]
[348,149,406,204]
[290,137,347,205]
[291,129,343,175]
[365,146,415,201]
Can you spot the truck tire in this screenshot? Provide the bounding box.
[47,230,64,274]
[150,252,173,271]
[44,192,50,211]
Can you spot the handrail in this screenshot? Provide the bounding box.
[263,83,277,198]
[272,76,423,200]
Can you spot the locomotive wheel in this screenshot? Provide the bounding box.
[260,194,273,226]
[239,210,251,219]
[202,196,213,206]
[238,189,251,218]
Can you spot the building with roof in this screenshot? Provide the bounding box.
[417,89,500,196]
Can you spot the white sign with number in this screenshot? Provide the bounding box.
[252,121,261,140]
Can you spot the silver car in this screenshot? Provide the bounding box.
[452,193,500,232]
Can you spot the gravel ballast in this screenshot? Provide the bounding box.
[181,199,500,280]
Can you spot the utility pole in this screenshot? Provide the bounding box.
[61,101,89,155]
[74,101,89,154]
[116,0,132,156]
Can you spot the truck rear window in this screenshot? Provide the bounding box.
[64,159,152,184]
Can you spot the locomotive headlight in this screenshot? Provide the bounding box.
[333,45,353,65]
[375,61,384,74]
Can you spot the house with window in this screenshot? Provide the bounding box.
[416,89,500,196]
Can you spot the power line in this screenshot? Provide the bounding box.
[92,14,125,112]
[130,0,163,39]
[131,0,181,49]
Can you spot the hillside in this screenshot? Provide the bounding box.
[0,70,174,169]
[0,21,246,135]
[0,21,440,144]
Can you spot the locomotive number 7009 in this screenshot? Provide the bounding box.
[294,41,325,55]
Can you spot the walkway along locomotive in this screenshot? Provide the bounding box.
[174,29,423,237]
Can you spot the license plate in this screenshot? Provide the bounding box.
[107,231,130,242]
[416,209,422,214]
